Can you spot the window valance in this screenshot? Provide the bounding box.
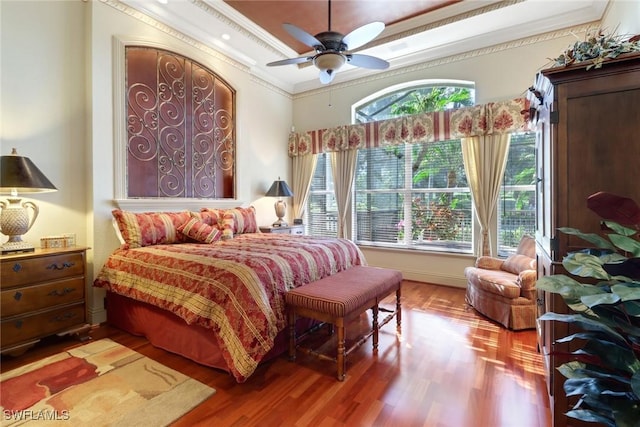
[288,97,530,157]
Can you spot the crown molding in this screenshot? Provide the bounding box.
[292,23,599,100]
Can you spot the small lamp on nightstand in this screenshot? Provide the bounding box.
[0,148,57,254]
[265,177,293,227]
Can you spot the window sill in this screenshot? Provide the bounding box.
[356,240,473,256]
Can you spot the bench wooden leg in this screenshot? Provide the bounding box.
[336,318,346,381]
[372,304,379,352]
[396,287,402,332]
[288,311,296,361]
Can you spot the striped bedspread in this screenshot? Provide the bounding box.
[93,233,365,382]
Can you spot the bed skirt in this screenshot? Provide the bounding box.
[105,291,302,374]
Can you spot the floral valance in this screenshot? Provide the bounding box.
[288,97,530,157]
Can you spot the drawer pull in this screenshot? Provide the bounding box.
[12,263,22,273]
[13,319,23,329]
[13,291,23,301]
[47,261,75,271]
[48,288,75,297]
[54,312,77,322]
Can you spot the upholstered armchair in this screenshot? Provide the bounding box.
[464,235,537,330]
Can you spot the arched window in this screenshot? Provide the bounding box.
[306,80,535,255]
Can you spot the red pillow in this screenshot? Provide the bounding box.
[112,210,191,249]
[195,209,223,227]
[222,206,258,234]
[178,217,222,244]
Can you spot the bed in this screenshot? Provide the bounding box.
[94,207,366,382]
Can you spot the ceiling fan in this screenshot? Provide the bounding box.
[266,0,390,84]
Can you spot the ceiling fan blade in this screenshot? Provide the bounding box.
[283,23,324,50]
[267,56,313,67]
[347,54,389,70]
[342,22,385,50]
[319,69,336,84]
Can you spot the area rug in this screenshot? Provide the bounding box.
[0,339,215,426]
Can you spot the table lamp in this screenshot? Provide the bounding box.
[265,177,293,227]
[0,148,57,254]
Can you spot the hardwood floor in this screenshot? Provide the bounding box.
[1,281,552,426]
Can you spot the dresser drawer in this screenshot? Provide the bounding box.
[1,303,86,347]
[1,277,85,317]
[1,252,85,289]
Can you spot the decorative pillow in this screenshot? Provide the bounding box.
[221,206,259,234]
[502,254,536,275]
[177,217,222,244]
[111,209,191,249]
[220,214,235,240]
[196,208,223,227]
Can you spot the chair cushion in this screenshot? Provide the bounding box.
[286,266,402,317]
[464,266,521,299]
[502,254,535,275]
[515,234,536,258]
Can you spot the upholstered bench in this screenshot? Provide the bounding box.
[285,265,402,381]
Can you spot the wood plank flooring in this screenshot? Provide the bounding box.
[1,281,551,426]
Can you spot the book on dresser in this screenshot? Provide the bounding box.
[0,246,91,356]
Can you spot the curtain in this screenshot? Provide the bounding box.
[461,134,511,256]
[288,98,529,157]
[291,153,317,220]
[330,149,358,239]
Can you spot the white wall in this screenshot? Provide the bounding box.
[1,0,87,250]
[603,0,640,36]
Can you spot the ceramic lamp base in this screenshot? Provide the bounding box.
[1,240,35,254]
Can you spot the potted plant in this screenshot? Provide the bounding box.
[537,191,640,426]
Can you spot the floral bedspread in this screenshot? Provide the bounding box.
[93,233,365,382]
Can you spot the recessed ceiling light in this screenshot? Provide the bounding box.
[221,33,231,41]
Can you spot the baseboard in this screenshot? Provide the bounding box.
[400,269,467,288]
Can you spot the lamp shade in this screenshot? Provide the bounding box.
[265,178,293,198]
[1,148,57,194]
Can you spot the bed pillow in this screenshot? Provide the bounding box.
[220,214,235,240]
[112,209,191,249]
[221,206,259,234]
[177,217,222,244]
[194,208,223,227]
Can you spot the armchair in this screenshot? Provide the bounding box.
[464,235,537,330]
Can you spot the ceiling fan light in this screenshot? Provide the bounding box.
[314,53,346,72]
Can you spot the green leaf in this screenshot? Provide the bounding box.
[558,227,617,251]
[563,253,610,280]
[622,301,640,317]
[557,360,587,379]
[613,284,640,302]
[609,234,640,257]
[538,312,627,342]
[632,371,640,400]
[604,221,638,237]
[566,409,615,427]
[582,292,621,307]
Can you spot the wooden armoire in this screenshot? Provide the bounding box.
[528,52,640,427]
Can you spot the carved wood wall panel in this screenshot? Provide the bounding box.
[125,47,235,198]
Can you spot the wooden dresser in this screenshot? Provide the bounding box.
[259,225,304,235]
[1,246,90,355]
[528,52,640,426]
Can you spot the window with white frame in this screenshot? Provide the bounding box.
[306,81,535,253]
[353,139,473,252]
[306,153,338,237]
[497,132,536,256]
